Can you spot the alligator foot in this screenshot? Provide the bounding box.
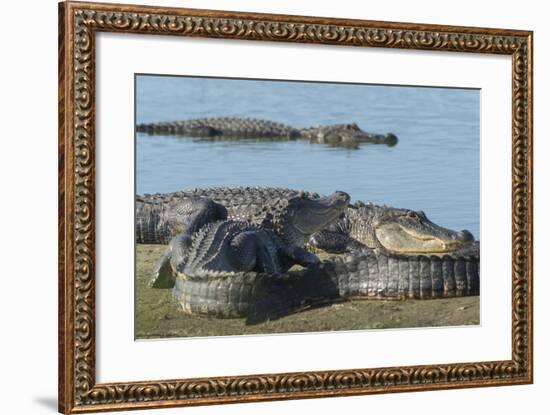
[308,230,368,254]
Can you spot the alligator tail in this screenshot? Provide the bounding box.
[246,270,341,325]
[172,250,480,324]
[135,201,173,244]
[172,270,341,325]
[327,250,480,299]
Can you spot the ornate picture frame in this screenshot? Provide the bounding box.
[58,1,533,413]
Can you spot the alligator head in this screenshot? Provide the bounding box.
[349,202,474,254]
[256,191,350,247]
[307,123,398,147]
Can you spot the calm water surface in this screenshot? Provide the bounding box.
[136,75,480,238]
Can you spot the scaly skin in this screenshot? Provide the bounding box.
[136,197,228,245]
[309,201,475,255]
[145,189,332,288]
[150,191,351,322]
[136,187,475,255]
[140,187,479,323]
[136,187,320,244]
[148,198,228,288]
[176,221,320,278]
[173,247,480,324]
[166,191,350,277]
[324,248,479,300]
[136,117,398,147]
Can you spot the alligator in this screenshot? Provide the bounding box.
[151,192,350,318]
[150,192,350,288]
[136,187,320,244]
[308,201,475,255]
[136,187,475,256]
[136,117,398,148]
[147,197,228,288]
[140,188,479,323]
[173,246,480,324]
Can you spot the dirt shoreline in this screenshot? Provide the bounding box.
[135,244,480,339]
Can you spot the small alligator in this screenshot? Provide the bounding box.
[136,187,475,256]
[136,117,398,147]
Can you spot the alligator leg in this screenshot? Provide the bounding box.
[228,231,319,274]
[229,231,281,274]
[308,229,368,253]
[266,234,320,270]
[149,200,229,286]
[150,233,192,288]
[285,246,320,267]
[150,249,174,288]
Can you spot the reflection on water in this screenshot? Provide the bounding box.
[136,75,480,237]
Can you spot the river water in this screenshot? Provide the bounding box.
[136,75,480,237]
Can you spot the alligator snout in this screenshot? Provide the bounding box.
[384,133,398,147]
[453,230,474,243]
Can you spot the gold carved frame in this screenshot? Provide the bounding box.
[58,1,533,413]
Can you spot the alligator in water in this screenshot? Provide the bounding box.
[136,117,398,148]
[136,186,475,256]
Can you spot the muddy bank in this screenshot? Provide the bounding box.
[135,244,480,339]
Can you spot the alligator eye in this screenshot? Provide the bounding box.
[406,211,419,219]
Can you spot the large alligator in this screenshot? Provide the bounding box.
[136,186,475,256]
[308,201,475,255]
[150,191,351,321]
[136,187,320,245]
[136,117,398,148]
[150,190,349,289]
[174,248,480,324]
